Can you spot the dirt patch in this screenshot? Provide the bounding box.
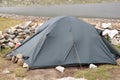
[110,68,120,80]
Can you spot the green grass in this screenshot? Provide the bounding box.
[0,0,120,6]
[0,47,12,57]
[0,17,23,31]
[74,65,119,80]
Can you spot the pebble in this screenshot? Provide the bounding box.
[2,68,10,74]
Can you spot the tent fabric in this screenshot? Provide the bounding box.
[7,16,120,69]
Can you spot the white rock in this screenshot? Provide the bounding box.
[8,42,15,47]
[89,64,97,69]
[16,54,23,59]
[111,37,120,45]
[102,23,111,29]
[102,29,118,39]
[56,66,65,73]
[2,68,10,74]
[23,62,29,68]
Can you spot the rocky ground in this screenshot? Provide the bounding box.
[0,14,120,80]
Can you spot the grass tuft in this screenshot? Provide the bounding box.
[74,65,115,80]
[14,67,27,77]
[0,17,23,31]
[0,48,12,57]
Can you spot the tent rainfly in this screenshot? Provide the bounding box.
[6,16,120,69]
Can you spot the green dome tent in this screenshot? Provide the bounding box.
[7,16,120,69]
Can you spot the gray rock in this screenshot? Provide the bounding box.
[14,38,20,43]
[21,21,32,28]
[8,34,16,39]
[24,28,30,34]
[17,58,24,66]
[24,35,30,41]
[5,28,14,34]
[11,56,18,63]
[8,38,14,42]
[6,55,12,60]
[31,23,38,29]
[111,34,120,46]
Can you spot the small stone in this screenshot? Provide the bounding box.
[6,55,12,60]
[22,21,32,28]
[56,66,65,73]
[16,54,23,59]
[23,62,29,68]
[89,64,97,69]
[5,28,14,34]
[14,38,20,43]
[8,34,16,39]
[7,42,15,47]
[11,56,17,63]
[17,58,24,66]
[2,68,10,74]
